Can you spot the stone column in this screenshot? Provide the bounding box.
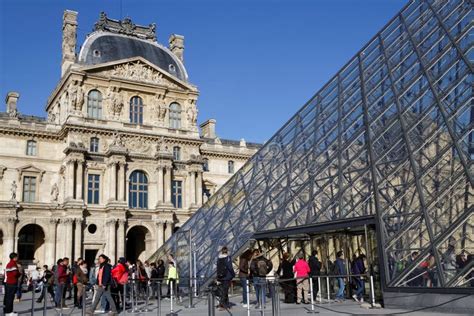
[46,219,58,266]
[196,171,203,206]
[107,219,116,263]
[164,166,172,204]
[118,163,125,202]
[66,160,75,200]
[116,219,126,259]
[189,171,196,206]
[76,161,84,200]
[74,218,82,260]
[156,221,165,248]
[63,219,74,260]
[3,217,16,262]
[157,166,164,205]
[108,162,117,201]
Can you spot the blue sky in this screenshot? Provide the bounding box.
[0,0,406,143]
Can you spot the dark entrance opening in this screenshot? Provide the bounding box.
[85,249,98,268]
[18,224,45,265]
[126,226,149,263]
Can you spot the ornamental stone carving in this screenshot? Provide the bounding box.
[69,80,84,112]
[112,62,163,85]
[10,180,17,200]
[107,87,123,120]
[153,95,167,123]
[186,102,198,126]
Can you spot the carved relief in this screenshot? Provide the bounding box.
[153,94,167,123]
[186,100,198,126]
[10,180,17,200]
[0,165,6,180]
[51,183,59,202]
[107,87,123,119]
[68,80,84,112]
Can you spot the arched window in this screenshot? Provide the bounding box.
[173,146,181,161]
[169,102,181,129]
[129,170,148,209]
[26,140,37,156]
[203,158,209,172]
[130,96,144,124]
[228,160,235,174]
[90,137,99,153]
[87,90,102,119]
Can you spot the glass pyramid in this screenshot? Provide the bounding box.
[150,0,473,290]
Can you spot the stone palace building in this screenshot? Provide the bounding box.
[0,11,259,267]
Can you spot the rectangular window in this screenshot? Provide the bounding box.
[26,140,37,156]
[87,174,100,204]
[22,176,36,202]
[173,147,181,161]
[90,138,99,153]
[171,180,182,208]
[228,160,235,174]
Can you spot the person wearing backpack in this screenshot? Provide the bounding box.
[308,250,322,301]
[250,249,272,309]
[216,246,235,310]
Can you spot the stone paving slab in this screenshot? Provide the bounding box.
[2,291,472,316]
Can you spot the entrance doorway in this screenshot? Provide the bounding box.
[126,226,150,263]
[18,224,45,265]
[85,249,98,268]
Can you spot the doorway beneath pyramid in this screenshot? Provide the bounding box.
[252,216,382,304]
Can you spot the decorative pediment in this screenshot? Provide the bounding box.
[17,164,46,182]
[81,57,196,91]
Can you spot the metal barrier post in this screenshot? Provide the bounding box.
[81,287,86,316]
[143,281,150,312]
[326,277,330,302]
[317,277,322,303]
[272,281,280,316]
[170,280,174,314]
[31,281,36,316]
[123,283,127,314]
[309,277,314,312]
[188,277,194,308]
[370,275,375,306]
[43,285,47,316]
[246,279,251,316]
[157,281,161,316]
[207,288,215,316]
[260,279,264,315]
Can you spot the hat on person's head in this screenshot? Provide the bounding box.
[119,257,126,264]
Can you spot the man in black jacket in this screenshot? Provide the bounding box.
[308,250,321,301]
[36,265,55,303]
[86,254,117,315]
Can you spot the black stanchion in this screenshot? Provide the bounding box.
[82,288,86,316]
[143,281,150,312]
[271,282,280,316]
[31,282,36,316]
[207,289,215,316]
[157,281,161,316]
[43,285,47,316]
[123,283,127,314]
[188,278,193,308]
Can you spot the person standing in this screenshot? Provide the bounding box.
[250,249,272,309]
[55,258,70,308]
[36,265,54,304]
[216,246,235,310]
[351,253,366,303]
[75,260,89,309]
[86,254,117,315]
[293,253,311,304]
[111,257,128,310]
[166,261,179,300]
[308,250,321,301]
[238,252,250,308]
[4,252,20,316]
[334,251,346,302]
[277,253,296,303]
[155,259,166,299]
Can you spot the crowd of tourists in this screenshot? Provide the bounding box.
[2,252,179,316]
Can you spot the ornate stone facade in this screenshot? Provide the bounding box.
[0,11,260,267]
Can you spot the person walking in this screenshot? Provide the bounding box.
[36,265,54,304]
[166,261,179,300]
[76,260,89,309]
[250,249,272,309]
[308,250,322,301]
[4,252,20,316]
[55,257,70,308]
[293,253,311,304]
[155,259,166,299]
[111,257,128,310]
[351,253,366,303]
[86,254,117,315]
[334,251,346,301]
[216,246,235,310]
[238,252,250,308]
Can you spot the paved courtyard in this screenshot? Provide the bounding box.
[2,291,472,316]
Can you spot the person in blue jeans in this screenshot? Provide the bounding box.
[250,249,272,309]
[334,251,346,301]
[238,252,250,307]
[351,253,366,303]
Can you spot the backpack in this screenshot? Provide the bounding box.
[216,257,228,280]
[257,258,273,276]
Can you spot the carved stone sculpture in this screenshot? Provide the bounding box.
[108,87,123,119]
[51,183,59,202]
[11,180,17,200]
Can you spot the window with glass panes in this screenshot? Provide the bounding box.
[129,170,148,209]
[22,176,36,202]
[87,90,102,119]
[90,137,99,153]
[173,146,181,161]
[87,174,100,204]
[130,96,144,124]
[169,103,181,129]
[228,160,235,174]
[26,140,37,156]
[203,158,209,171]
[171,180,182,208]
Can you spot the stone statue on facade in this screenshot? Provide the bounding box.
[187,103,198,126]
[68,81,84,112]
[154,95,167,122]
[107,87,123,119]
[111,132,125,147]
[11,180,17,200]
[51,183,59,202]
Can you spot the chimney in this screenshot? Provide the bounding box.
[62,10,78,76]
[200,119,216,139]
[5,92,20,115]
[169,34,184,62]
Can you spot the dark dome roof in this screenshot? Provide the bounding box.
[78,32,188,81]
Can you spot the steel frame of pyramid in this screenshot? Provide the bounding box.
[151,0,473,292]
